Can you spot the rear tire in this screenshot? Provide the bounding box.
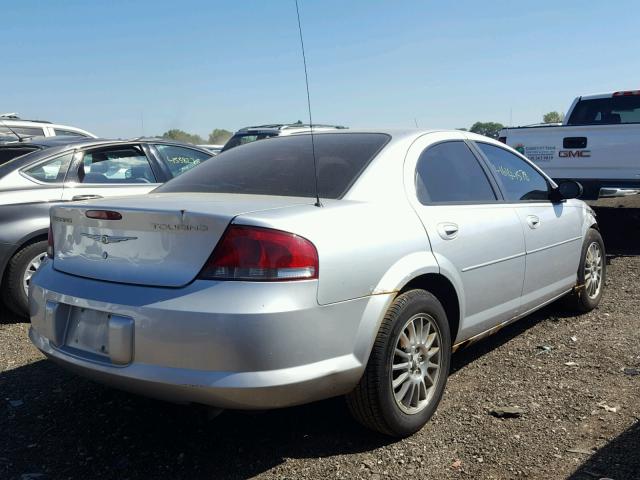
[561,228,605,313]
[2,241,48,318]
[346,289,451,437]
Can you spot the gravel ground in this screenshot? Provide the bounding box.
[1,207,639,480]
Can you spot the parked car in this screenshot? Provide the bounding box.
[221,123,347,152]
[197,144,223,155]
[0,138,212,317]
[30,130,604,437]
[0,113,96,143]
[498,90,640,207]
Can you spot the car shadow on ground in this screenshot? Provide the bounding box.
[0,301,564,480]
[594,207,640,257]
[568,421,640,480]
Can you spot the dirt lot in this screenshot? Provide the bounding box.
[1,208,639,480]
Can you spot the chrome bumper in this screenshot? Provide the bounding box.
[587,187,640,208]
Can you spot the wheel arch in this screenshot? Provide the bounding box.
[0,229,49,285]
[398,273,461,343]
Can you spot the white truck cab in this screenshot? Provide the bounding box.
[499,90,640,207]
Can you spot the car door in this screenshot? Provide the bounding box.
[405,132,526,340]
[472,141,583,313]
[61,144,163,201]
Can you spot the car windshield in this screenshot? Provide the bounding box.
[157,133,390,199]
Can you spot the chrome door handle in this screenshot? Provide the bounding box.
[71,194,103,201]
[437,222,459,240]
[526,215,540,229]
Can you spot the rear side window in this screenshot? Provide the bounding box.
[154,144,212,177]
[79,147,156,184]
[415,141,496,203]
[54,129,88,137]
[568,96,640,125]
[157,133,390,199]
[222,132,279,151]
[0,126,45,141]
[23,152,74,183]
[476,143,549,201]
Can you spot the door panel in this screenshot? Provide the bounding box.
[514,203,582,311]
[473,141,583,311]
[405,133,527,341]
[419,204,526,338]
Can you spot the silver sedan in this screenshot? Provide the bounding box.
[29,129,605,437]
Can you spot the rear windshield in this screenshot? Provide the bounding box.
[0,146,40,166]
[157,133,390,199]
[568,96,640,125]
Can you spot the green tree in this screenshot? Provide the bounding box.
[469,121,504,139]
[208,129,232,145]
[542,111,564,123]
[161,129,204,145]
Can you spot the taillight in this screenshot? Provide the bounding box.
[199,225,318,281]
[47,225,54,258]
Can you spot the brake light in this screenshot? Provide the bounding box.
[86,210,122,220]
[612,90,640,96]
[47,225,54,258]
[199,225,318,281]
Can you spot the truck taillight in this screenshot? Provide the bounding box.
[199,225,318,281]
[612,90,640,96]
[47,225,54,258]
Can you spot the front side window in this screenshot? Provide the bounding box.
[476,143,549,201]
[415,141,497,203]
[154,144,211,177]
[23,152,74,183]
[79,147,156,184]
[157,133,390,199]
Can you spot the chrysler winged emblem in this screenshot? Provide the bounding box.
[81,233,138,245]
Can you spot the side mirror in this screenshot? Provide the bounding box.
[552,180,583,201]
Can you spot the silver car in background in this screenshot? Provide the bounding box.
[29,130,605,437]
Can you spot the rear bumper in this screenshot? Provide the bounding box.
[28,262,391,409]
[555,178,640,208]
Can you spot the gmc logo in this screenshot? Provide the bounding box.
[559,150,591,158]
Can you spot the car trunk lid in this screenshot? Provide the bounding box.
[50,193,312,287]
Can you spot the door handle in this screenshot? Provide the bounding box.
[71,194,103,201]
[437,222,459,240]
[526,215,540,229]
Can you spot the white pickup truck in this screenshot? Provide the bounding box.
[498,90,640,207]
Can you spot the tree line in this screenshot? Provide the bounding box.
[160,128,233,145]
[463,111,564,139]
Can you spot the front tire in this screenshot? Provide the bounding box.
[562,228,606,313]
[1,241,48,318]
[346,289,451,437]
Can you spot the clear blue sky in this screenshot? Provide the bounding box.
[3,0,638,139]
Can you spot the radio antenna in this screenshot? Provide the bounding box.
[295,0,322,207]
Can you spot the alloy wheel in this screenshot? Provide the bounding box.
[391,313,442,414]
